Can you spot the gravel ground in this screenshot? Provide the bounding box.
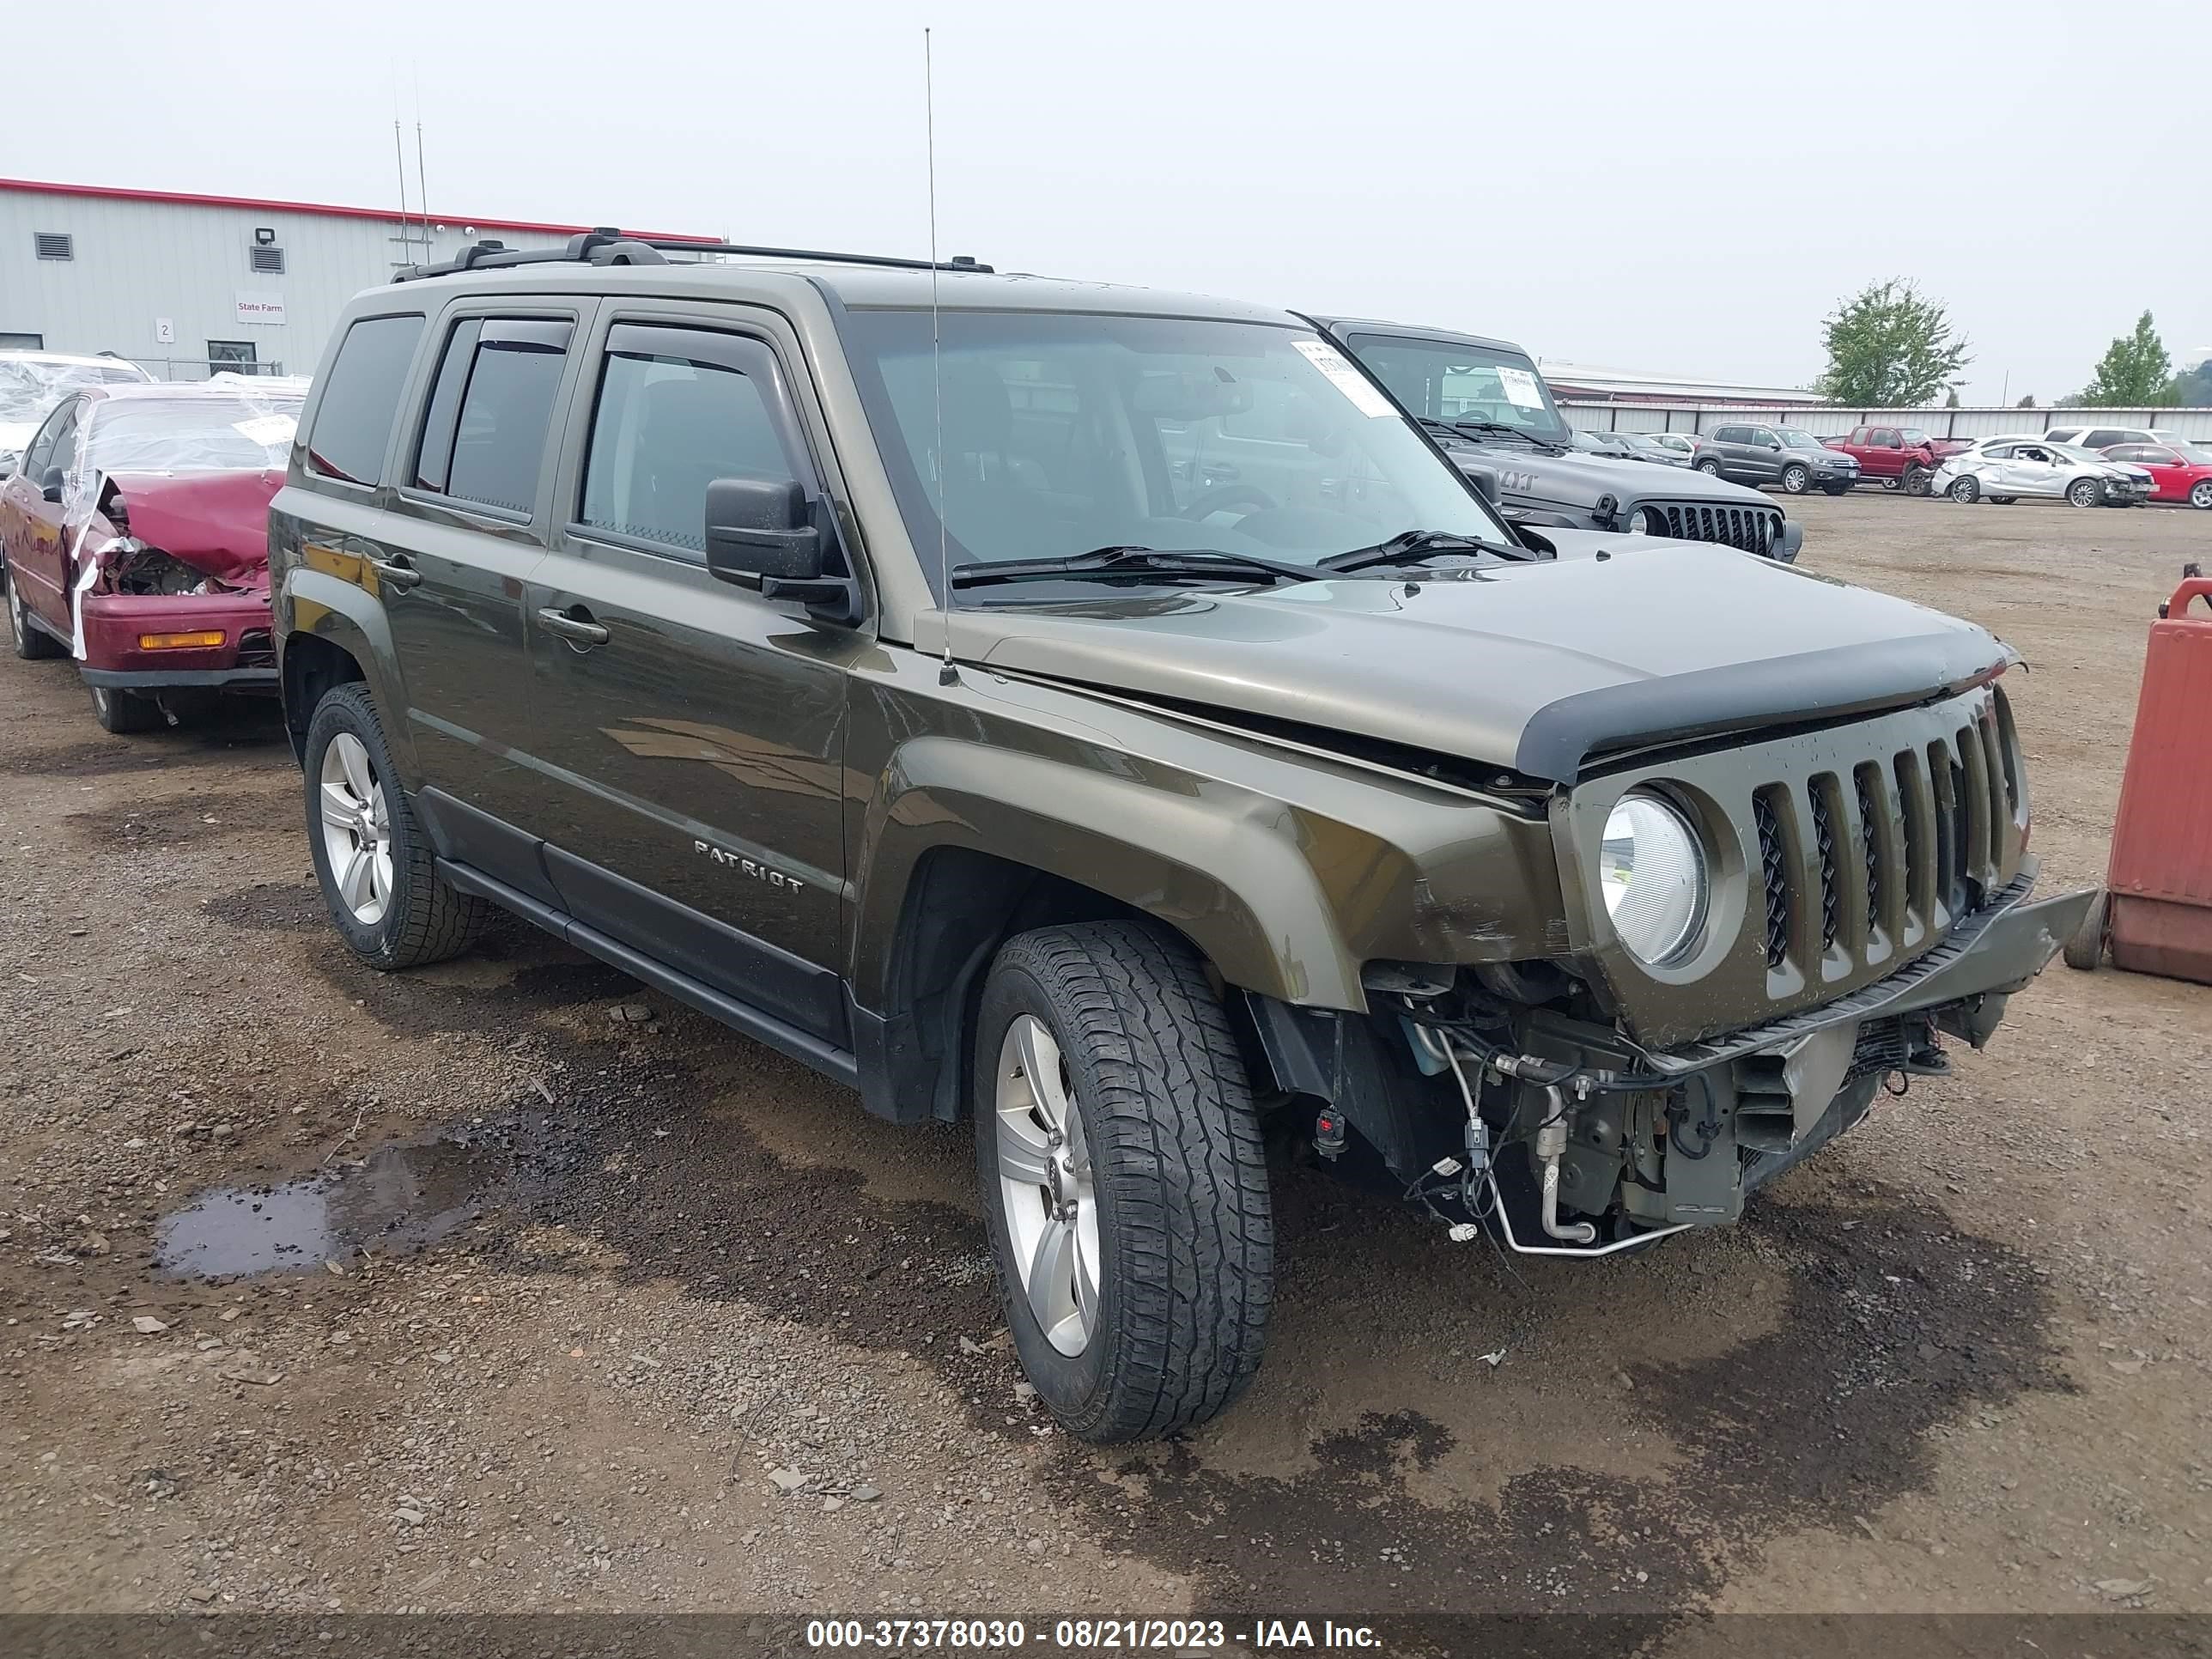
[1,491,2207,1631]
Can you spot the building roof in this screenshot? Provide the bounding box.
[1536,358,1826,405]
[0,176,716,243]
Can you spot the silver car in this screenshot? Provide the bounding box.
[1930,437,2154,507]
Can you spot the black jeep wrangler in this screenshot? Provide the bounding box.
[1313,318,1803,562]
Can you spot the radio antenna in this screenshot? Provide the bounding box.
[927,27,956,686]
[392,118,413,264]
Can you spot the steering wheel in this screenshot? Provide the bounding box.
[1178,483,1278,520]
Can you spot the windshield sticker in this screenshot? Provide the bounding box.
[1291,341,1399,419]
[232,414,299,447]
[1495,367,1546,410]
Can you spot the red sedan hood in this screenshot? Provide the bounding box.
[106,470,283,585]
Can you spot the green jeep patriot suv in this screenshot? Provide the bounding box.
[270,232,2089,1443]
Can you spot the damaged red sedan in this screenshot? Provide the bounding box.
[0,379,304,732]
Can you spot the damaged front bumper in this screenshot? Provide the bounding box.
[1249,877,2093,1252]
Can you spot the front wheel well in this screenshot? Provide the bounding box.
[280,633,365,767]
[868,848,1215,1125]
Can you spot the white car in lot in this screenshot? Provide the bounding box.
[1930,436,2155,507]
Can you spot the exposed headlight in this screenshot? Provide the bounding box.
[1624,506,1651,535]
[1598,793,1708,965]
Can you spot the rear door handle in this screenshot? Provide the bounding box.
[369,556,422,591]
[537,606,610,647]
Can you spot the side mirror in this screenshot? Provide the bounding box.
[41,465,66,504]
[703,475,857,621]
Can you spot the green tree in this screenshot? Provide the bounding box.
[1814,279,1972,405]
[2075,313,2176,407]
[2172,359,2212,406]
[2016,393,2037,409]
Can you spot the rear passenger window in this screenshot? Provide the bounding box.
[413,318,574,515]
[306,313,426,486]
[578,325,793,555]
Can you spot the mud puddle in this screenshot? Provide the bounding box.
[156,1112,568,1279]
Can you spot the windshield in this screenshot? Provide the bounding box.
[842,310,1512,598]
[79,393,303,477]
[1337,334,1569,444]
[0,359,149,424]
[1777,429,1825,450]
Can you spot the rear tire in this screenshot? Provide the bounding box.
[88,683,157,733]
[974,920,1273,1443]
[2063,890,2108,972]
[1948,476,1981,504]
[1781,463,1811,495]
[7,568,64,661]
[302,683,489,970]
[2067,477,2103,508]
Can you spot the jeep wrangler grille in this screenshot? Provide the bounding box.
[1752,706,2011,975]
[1643,501,1784,558]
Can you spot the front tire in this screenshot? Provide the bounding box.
[7,569,64,660]
[2190,481,2212,510]
[974,921,1273,1443]
[1695,459,1723,477]
[1780,463,1811,495]
[2067,477,2103,509]
[1948,476,1981,504]
[1904,466,1933,497]
[302,683,488,969]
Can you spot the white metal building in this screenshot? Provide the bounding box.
[0,178,711,381]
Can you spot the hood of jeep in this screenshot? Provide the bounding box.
[1445,443,1776,515]
[953,538,2008,782]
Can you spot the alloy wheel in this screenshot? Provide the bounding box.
[2191,481,2212,510]
[2068,478,2100,508]
[1782,465,1809,494]
[994,1013,1099,1358]
[319,732,394,925]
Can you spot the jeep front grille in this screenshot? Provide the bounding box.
[1752,701,2014,974]
[1642,501,1785,557]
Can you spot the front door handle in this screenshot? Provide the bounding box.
[369,556,422,591]
[537,605,611,647]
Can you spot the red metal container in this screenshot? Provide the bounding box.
[2089,574,2212,984]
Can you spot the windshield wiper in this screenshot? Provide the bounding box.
[948,545,1323,591]
[1320,528,1531,574]
[1423,416,1566,453]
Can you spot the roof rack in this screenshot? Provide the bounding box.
[396,228,992,283]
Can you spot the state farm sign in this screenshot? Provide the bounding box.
[234,292,288,326]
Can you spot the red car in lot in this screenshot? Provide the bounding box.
[0,380,303,731]
[2100,442,2212,510]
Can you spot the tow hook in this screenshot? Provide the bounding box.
[1534,1087,1597,1245]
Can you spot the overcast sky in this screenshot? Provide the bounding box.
[21,1,2211,402]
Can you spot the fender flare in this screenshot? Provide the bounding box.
[280,564,416,775]
[851,735,1368,1014]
